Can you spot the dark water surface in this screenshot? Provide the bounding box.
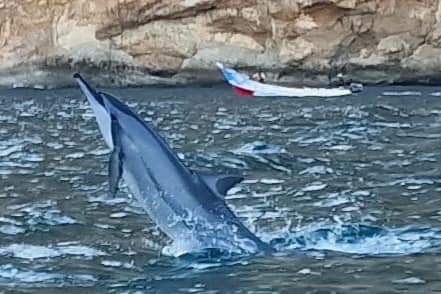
[0,85,440,293]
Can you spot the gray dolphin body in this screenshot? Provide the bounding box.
[74,74,273,256]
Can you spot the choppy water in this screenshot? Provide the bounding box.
[0,85,440,293]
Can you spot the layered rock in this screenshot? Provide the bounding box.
[1,0,441,88]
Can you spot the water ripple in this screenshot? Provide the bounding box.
[1,86,441,292]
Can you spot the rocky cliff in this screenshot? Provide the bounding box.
[1,0,441,88]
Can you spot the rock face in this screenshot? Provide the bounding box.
[1,0,441,87]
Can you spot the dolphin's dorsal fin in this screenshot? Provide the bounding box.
[197,172,243,196]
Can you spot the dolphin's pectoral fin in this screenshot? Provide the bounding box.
[197,172,244,196]
[108,146,123,197]
[108,115,123,197]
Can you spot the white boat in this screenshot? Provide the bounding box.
[216,62,361,97]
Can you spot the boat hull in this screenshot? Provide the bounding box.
[216,62,355,98]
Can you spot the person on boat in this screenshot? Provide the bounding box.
[332,72,363,93]
[337,73,344,86]
[250,71,266,83]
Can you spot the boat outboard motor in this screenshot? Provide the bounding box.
[349,83,363,93]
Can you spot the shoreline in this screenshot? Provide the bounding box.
[2,66,441,90]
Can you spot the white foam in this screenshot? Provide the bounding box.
[302,182,328,192]
[0,225,25,235]
[382,91,421,96]
[392,277,426,285]
[299,165,333,175]
[232,141,285,155]
[0,243,106,260]
[0,264,97,284]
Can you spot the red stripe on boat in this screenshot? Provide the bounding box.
[232,85,254,96]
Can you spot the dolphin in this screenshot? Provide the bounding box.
[73,73,273,256]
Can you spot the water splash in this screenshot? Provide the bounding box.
[269,223,441,256]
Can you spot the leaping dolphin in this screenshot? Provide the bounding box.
[73,74,273,256]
